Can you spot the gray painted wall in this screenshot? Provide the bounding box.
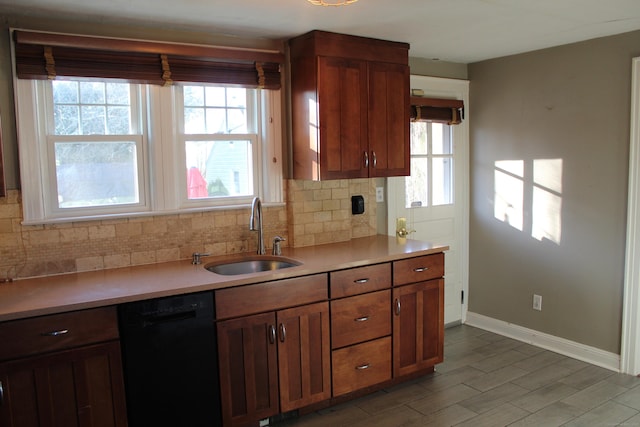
[468,30,640,354]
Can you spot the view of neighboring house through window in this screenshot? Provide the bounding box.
[405,121,454,208]
[181,85,257,201]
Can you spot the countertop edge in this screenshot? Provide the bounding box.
[0,236,448,322]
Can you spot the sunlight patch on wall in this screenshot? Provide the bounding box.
[494,158,563,245]
[494,160,524,231]
[532,159,562,244]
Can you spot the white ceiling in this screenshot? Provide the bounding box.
[1,0,640,63]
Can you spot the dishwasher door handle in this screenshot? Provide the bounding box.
[142,310,197,327]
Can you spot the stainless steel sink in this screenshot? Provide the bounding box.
[204,256,302,276]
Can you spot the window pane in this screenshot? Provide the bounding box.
[55,141,139,208]
[80,82,105,104]
[226,88,246,108]
[106,83,130,105]
[410,122,428,155]
[54,105,79,135]
[432,157,453,205]
[205,108,226,134]
[204,86,225,107]
[185,140,253,199]
[185,107,206,134]
[406,157,429,208]
[227,109,247,134]
[107,106,131,134]
[184,86,204,107]
[80,106,106,135]
[52,81,78,104]
[432,123,452,155]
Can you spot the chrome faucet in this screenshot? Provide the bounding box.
[250,197,265,255]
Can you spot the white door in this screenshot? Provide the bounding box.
[387,76,469,325]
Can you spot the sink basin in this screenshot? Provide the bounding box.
[204,256,302,276]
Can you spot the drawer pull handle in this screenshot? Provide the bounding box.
[0,380,4,408]
[363,151,369,168]
[279,323,286,343]
[413,267,429,273]
[354,278,369,284]
[395,299,401,316]
[356,364,370,370]
[354,316,369,322]
[269,325,276,344]
[41,329,69,337]
[372,151,377,168]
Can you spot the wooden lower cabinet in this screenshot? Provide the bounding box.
[0,341,127,427]
[392,278,444,377]
[217,302,331,426]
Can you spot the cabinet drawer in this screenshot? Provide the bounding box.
[330,263,391,298]
[331,290,390,349]
[393,253,444,286]
[0,306,119,361]
[215,273,328,320]
[332,336,391,396]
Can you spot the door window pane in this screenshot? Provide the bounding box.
[406,157,428,208]
[432,157,453,205]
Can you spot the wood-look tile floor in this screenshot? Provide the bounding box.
[274,325,640,427]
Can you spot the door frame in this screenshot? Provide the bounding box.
[621,57,640,375]
[387,75,469,325]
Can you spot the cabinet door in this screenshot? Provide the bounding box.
[392,279,444,377]
[217,312,279,426]
[277,302,331,412]
[318,56,369,180]
[0,341,127,427]
[368,61,410,177]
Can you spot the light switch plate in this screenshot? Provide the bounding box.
[376,187,384,202]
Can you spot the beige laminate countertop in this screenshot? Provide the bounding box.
[0,235,448,322]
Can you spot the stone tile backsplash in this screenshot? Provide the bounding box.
[0,179,378,279]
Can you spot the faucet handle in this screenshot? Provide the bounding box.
[192,252,210,265]
[272,236,286,256]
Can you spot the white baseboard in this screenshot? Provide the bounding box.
[465,312,620,373]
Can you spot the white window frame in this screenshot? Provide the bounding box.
[14,78,283,224]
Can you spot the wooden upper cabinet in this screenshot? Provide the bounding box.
[368,61,410,177]
[289,30,410,180]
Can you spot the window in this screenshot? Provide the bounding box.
[50,81,144,212]
[180,85,257,203]
[405,121,454,208]
[15,79,282,223]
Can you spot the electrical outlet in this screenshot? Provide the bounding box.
[533,294,542,311]
[376,187,384,203]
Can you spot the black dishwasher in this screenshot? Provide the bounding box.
[118,291,221,427]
